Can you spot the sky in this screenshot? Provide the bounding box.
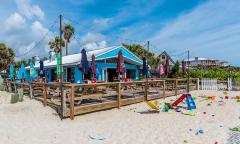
[0,0,239,66]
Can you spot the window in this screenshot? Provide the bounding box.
[162,55,166,59]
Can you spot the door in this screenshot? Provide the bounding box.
[107,68,118,82]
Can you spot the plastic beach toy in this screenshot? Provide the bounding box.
[229,127,240,132]
[89,134,107,140]
[181,110,196,116]
[145,101,161,111]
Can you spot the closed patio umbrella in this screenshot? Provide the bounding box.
[39,60,44,78]
[116,50,126,77]
[17,63,28,80]
[142,57,148,78]
[9,64,14,79]
[29,61,38,79]
[159,64,164,78]
[81,48,89,81]
[91,54,96,78]
[165,57,170,78]
[56,52,61,82]
[182,60,186,75]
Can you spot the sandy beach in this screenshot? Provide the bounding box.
[0,90,240,144]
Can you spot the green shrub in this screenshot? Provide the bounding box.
[188,70,240,80]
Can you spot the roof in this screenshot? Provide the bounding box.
[26,45,143,69]
[159,51,175,64]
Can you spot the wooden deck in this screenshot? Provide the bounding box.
[3,78,199,120]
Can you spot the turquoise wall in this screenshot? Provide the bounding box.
[74,67,82,83]
[44,62,139,83]
[96,62,139,80]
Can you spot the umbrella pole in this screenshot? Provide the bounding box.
[82,74,84,83]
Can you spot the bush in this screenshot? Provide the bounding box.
[188,70,240,80]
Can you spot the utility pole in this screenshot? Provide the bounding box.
[147,41,150,52]
[187,50,190,93]
[59,14,64,119]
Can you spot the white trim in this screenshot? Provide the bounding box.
[121,45,143,63]
[95,46,143,65]
[102,68,104,81]
[94,46,119,58]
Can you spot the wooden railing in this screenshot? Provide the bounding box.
[3,78,199,120]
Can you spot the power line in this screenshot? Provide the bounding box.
[15,20,58,58]
[62,15,97,33]
[63,15,148,46]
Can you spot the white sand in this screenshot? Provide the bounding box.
[0,90,240,144]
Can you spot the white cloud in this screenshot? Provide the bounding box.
[15,0,44,19]
[93,18,111,30]
[80,32,107,50]
[0,1,51,60]
[18,42,36,55]
[84,40,107,51]
[81,32,105,43]
[149,0,240,65]
[4,12,25,33]
[31,21,53,39]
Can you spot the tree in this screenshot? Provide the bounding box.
[0,43,15,72]
[171,60,181,78]
[63,24,75,55]
[41,56,48,61]
[14,60,28,68]
[123,43,161,68]
[48,36,65,53]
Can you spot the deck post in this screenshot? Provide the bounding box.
[197,78,199,90]
[14,83,17,93]
[163,80,166,99]
[70,86,75,120]
[175,79,178,96]
[117,83,121,109]
[62,88,67,117]
[9,82,12,92]
[42,78,47,107]
[29,82,33,99]
[144,80,148,101]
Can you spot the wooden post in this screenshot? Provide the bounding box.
[29,82,33,99]
[62,89,67,117]
[42,78,47,107]
[70,86,75,120]
[196,78,199,90]
[163,80,166,99]
[175,79,178,96]
[8,82,12,92]
[144,79,148,101]
[117,83,121,109]
[14,83,17,93]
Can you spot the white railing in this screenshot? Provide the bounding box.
[199,78,232,91]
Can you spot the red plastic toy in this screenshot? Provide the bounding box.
[171,95,186,108]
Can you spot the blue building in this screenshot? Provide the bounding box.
[26,45,142,83]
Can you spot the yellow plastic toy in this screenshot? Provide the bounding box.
[145,101,161,111]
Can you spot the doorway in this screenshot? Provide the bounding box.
[107,68,118,82]
[50,68,57,81]
[67,67,75,83]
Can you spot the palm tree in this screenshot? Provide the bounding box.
[63,24,75,55]
[48,36,65,53]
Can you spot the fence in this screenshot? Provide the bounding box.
[3,78,198,120]
[198,78,240,91]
